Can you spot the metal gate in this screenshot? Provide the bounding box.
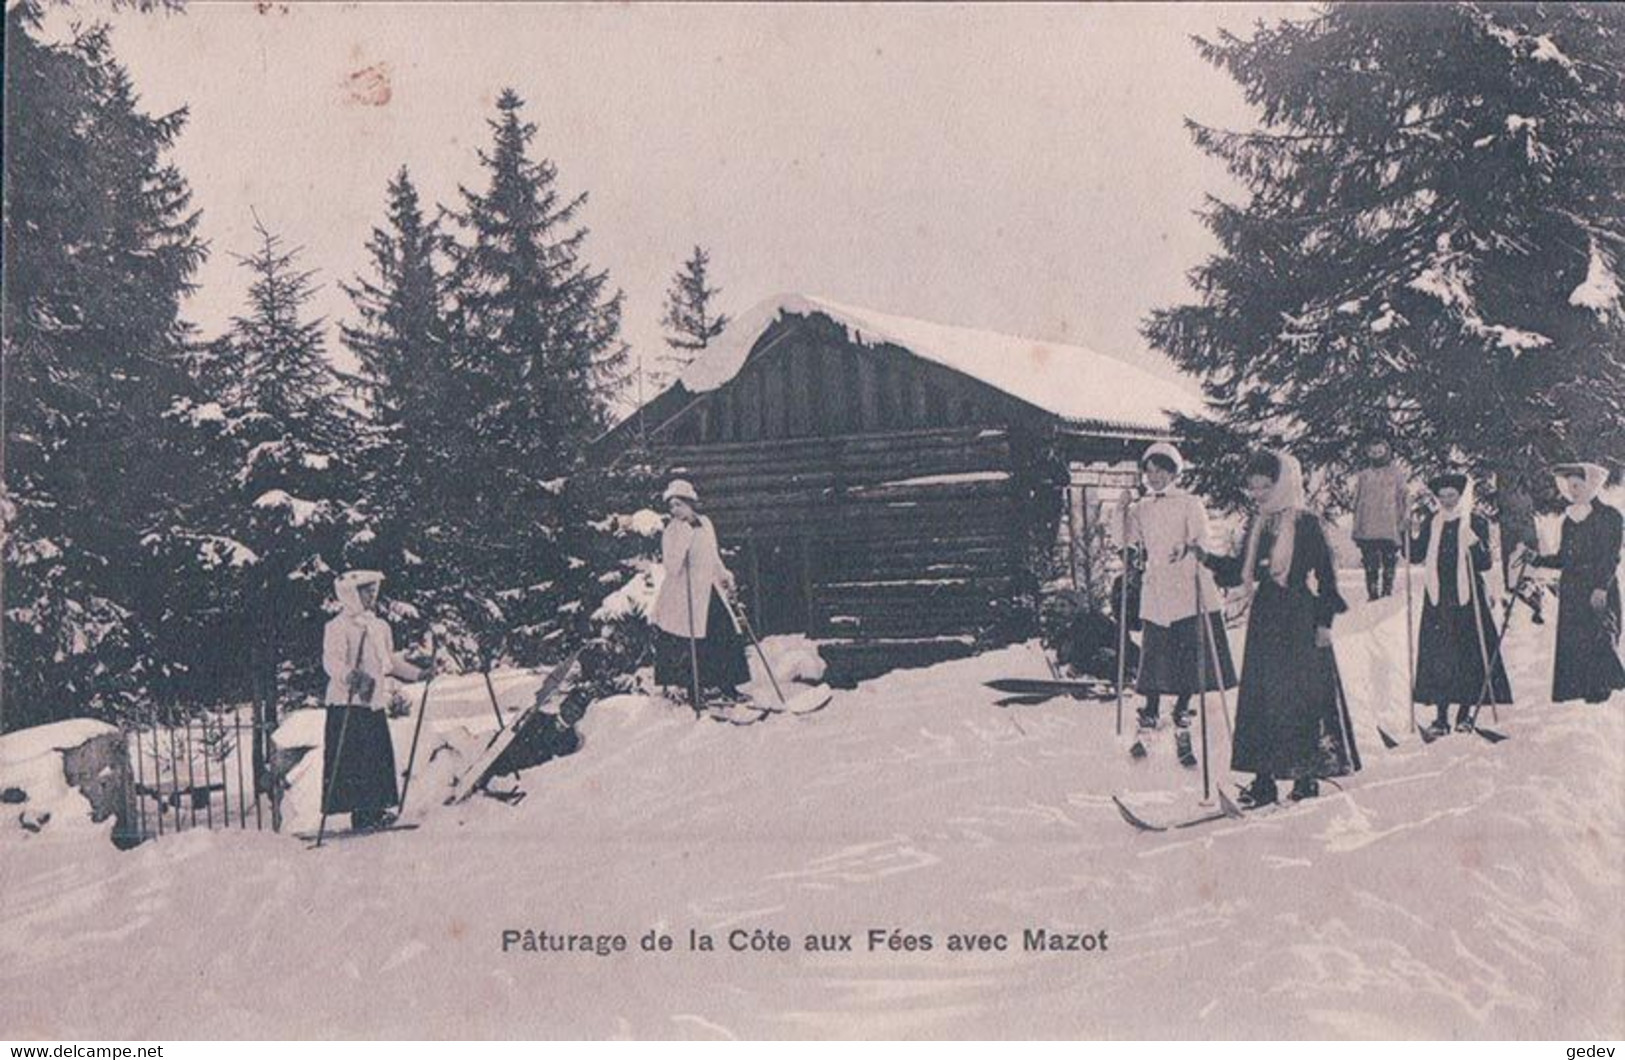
[120,701,280,843]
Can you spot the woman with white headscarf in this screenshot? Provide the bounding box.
[1407,472,1512,735]
[1205,450,1358,807]
[1125,443,1236,751]
[321,570,426,830]
[1528,463,1624,704]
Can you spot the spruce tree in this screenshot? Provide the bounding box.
[1145,4,1625,506]
[342,166,450,434]
[656,245,728,388]
[439,88,629,668]
[192,220,365,702]
[339,167,452,640]
[3,4,207,730]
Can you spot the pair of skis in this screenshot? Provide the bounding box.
[982,677,1114,707]
[442,650,584,806]
[296,821,421,844]
[1382,524,1527,749]
[1112,787,1307,834]
[693,684,836,725]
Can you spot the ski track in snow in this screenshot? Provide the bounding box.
[2,586,1622,1039]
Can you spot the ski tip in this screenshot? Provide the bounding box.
[1111,794,1167,832]
[1378,726,1400,750]
[1474,726,1510,744]
[1217,789,1244,819]
[997,694,1055,707]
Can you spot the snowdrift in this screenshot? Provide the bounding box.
[2,591,1620,1039]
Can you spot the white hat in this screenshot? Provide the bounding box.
[663,479,698,503]
[1140,442,1184,475]
[334,570,384,615]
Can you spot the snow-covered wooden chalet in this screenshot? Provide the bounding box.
[597,294,1205,684]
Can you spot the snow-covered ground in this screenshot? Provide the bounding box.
[2,578,1621,1039]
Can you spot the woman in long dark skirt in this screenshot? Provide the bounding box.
[1126,442,1237,757]
[1206,450,1358,807]
[1528,462,1625,704]
[1408,473,1513,735]
[321,570,426,830]
[649,479,751,705]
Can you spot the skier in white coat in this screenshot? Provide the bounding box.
[1125,443,1238,747]
[649,480,750,704]
[321,570,426,830]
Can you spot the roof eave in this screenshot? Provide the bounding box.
[1058,417,1184,441]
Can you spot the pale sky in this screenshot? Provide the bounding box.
[44,1,1307,391]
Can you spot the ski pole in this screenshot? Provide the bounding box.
[315,628,369,848]
[681,533,704,716]
[397,632,439,818]
[1193,553,1233,743]
[1469,554,1531,732]
[1115,541,1133,738]
[1465,523,1502,726]
[1401,509,1419,737]
[721,590,786,706]
[1330,663,1362,774]
[1194,560,1211,805]
[481,668,506,731]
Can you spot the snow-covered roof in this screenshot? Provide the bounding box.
[676,294,1206,431]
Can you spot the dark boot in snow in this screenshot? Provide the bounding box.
[1238,776,1277,809]
[350,809,386,832]
[1289,777,1320,802]
[1454,704,1476,732]
[1136,703,1159,731]
[1174,729,1197,768]
[1426,705,1451,738]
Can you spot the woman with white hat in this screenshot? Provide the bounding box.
[321,570,427,831]
[648,480,750,706]
[1407,472,1512,735]
[1124,442,1236,763]
[1528,463,1624,704]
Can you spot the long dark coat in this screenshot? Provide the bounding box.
[1409,512,1513,707]
[1210,511,1359,780]
[1532,502,1625,703]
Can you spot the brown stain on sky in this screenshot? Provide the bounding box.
[343,63,392,108]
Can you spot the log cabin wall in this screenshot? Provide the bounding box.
[616,312,1165,684]
[651,426,1029,684]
